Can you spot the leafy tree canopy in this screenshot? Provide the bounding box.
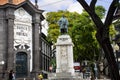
[46,6,115,62]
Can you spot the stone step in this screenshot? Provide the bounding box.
[43,78,111,80]
[0,78,110,80]
[16,78,35,80]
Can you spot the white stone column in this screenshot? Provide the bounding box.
[67,45,74,74]
[56,46,61,72]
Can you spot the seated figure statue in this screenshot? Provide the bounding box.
[58,15,69,34]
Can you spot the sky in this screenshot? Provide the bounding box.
[30,0,112,14]
[38,0,83,14]
[30,0,112,35]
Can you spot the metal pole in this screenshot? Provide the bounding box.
[35,0,38,8]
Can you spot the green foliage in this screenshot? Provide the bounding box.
[46,6,108,62]
[109,24,116,39]
[50,58,56,67]
[46,10,80,43]
[95,6,106,19]
[71,11,99,62]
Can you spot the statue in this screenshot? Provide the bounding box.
[58,15,69,34]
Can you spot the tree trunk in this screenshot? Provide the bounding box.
[77,0,120,79]
[97,36,120,80]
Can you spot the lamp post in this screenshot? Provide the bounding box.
[94,61,98,79]
[113,44,120,74]
[114,44,119,63]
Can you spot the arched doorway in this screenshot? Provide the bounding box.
[16,52,28,78]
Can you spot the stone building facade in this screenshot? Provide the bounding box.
[0,0,51,78]
[41,33,52,78]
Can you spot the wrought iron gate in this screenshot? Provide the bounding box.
[16,52,28,78]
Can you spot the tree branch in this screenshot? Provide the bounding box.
[77,0,103,29]
[90,0,97,11]
[104,0,119,27]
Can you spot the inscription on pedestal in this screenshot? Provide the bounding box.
[59,38,68,41]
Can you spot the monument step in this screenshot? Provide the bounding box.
[43,78,111,80]
[48,72,82,80]
[16,78,35,80]
[45,78,80,80]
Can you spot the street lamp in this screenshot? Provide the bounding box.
[0,61,5,65]
[114,44,119,63]
[0,60,5,78]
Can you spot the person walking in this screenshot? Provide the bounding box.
[8,70,13,80]
[38,73,43,80]
[12,72,16,80]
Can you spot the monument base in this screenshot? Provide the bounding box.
[51,34,78,80]
[48,72,81,80]
[55,34,75,74]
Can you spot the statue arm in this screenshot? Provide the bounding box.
[65,18,69,25]
[58,18,63,26]
[58,20,61,26]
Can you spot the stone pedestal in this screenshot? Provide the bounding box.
[48,35,82,80]
[55,34,74,75]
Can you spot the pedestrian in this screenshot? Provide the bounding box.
[12,72,16,80]
[8,70,13,80]
[38,73,43,80]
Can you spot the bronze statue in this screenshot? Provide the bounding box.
[58,15,69,34]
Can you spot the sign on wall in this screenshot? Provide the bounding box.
[14,7,32,50]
